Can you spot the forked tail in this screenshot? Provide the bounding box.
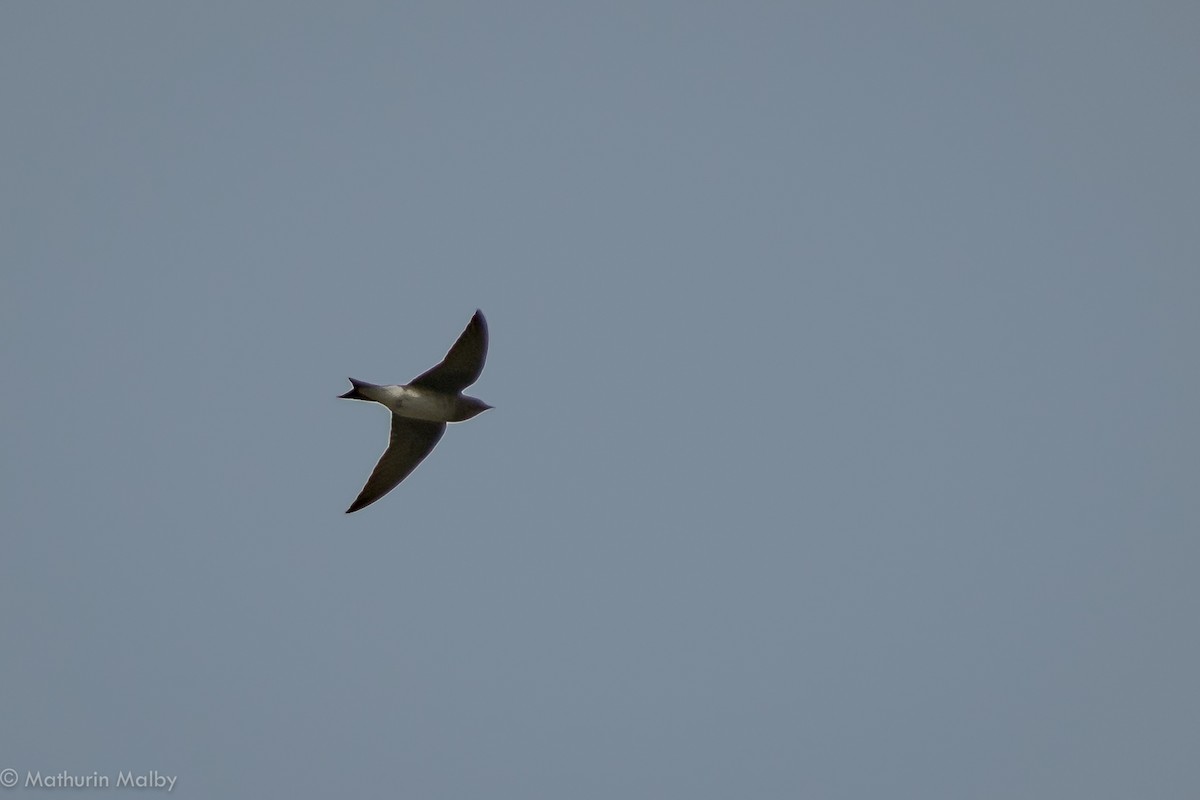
[339,378,380,401]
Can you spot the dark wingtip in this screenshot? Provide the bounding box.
[346,487,379,514]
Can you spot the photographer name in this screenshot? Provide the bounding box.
[23,770,177,792]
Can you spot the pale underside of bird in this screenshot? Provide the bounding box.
[340,309,491,514]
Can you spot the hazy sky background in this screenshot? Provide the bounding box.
[3,3,1198,798]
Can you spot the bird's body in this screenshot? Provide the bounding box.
[340,310,491,513]
[344,381,488,423]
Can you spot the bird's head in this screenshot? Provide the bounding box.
[454,396,493,422]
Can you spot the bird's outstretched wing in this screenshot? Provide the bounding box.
[410,309,488,392]
[346,416,446,513]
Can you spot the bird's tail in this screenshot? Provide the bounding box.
[339,378,379,401]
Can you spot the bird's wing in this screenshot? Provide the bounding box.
[346,417,446,513]
[410,309,488,392]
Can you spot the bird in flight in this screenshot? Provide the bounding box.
[340,309,491,513]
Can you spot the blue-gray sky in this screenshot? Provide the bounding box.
[3,3,1198,798]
